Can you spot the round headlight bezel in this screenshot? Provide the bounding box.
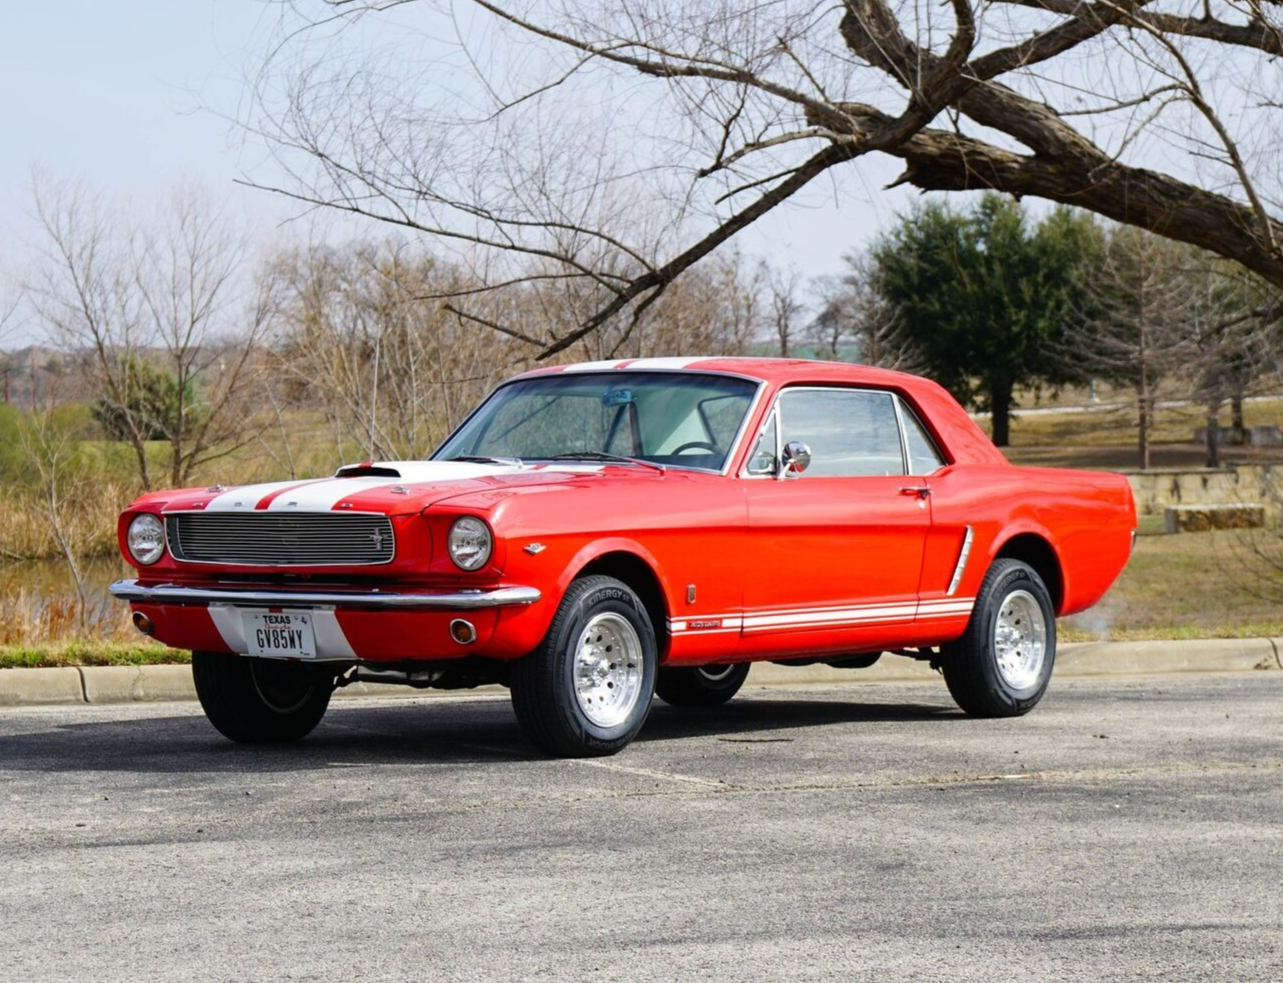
[127,513,166,566]
[448,516,493,571]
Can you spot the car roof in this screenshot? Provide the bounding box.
[510,356,925,389]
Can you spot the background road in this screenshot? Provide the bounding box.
[2,674,1281,982]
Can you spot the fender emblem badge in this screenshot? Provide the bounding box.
[523,543,547,555]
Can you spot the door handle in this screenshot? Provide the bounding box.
[899,485,931,499]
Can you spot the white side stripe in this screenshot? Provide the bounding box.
[669,598,976,633]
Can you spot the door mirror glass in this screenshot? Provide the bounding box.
[780,440,812,477]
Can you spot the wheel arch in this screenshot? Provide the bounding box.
[560,540,672,655]
[990,530,1065,613]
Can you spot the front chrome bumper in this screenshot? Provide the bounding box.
[108,579,541,610]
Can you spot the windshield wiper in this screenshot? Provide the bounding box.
[448,454,524,467]
[547,452,666,474]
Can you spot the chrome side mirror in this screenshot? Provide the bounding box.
[779,440,812,479]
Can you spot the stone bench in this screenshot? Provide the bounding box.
[1162,503,1266,534]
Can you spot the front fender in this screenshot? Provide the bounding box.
[480,536,673,660]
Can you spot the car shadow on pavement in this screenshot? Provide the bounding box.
[0,694,958,774]
[640,696,957,744]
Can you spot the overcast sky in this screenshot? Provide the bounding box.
[1,2,944,345]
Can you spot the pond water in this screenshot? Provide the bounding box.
[0,557,137,645]
[0,556,132,605]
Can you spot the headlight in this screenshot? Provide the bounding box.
[127,513,165,565]
[448,516,492,571]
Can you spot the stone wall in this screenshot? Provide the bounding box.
[1122,464,1283,517]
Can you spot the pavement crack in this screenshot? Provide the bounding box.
[565,758,730,789]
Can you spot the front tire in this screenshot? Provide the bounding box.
[940,559,1056,718]
[192,652,333,744]
[656,662,750,707]
[510,575,658,757]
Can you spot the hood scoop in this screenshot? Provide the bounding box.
[334,463,402,478]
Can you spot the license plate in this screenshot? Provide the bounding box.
[243,610,317,659]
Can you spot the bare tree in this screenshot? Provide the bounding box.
[597,252,764,359]
[0,295,19,403]
[266,239,765,466]
[1185,266,1283,466]
[811,254,917,369]
[244,0,1283,355]
[267,241,506,461]
[26,178,269,489]
[1065,229,1202,469]
[16,371,91,618]
[765,265,804,358]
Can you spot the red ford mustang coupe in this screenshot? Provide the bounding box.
[111,358,1136,757]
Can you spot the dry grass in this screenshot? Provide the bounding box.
[0,484,135,561]
[1000,398,1283,470]
[0,584,135,647]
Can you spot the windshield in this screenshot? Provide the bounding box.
[435,372,759,472]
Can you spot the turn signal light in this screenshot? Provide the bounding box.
[449,619,477,645]
[132,612,155,636]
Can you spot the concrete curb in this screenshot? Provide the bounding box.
[0,637,1279,708]
[80,665,197,704]
[0,667,84,707]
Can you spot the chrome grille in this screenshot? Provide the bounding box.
[166,512,395,566]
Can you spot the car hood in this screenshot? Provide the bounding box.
[137,460,620,516]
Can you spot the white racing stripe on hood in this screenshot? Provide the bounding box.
[202,460,602,512]
[204,480,310,511]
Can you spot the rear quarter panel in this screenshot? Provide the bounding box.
[925,464,1136,617]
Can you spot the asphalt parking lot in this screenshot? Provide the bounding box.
[2,673,1281,982]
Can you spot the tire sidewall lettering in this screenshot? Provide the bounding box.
[556,585,656,743]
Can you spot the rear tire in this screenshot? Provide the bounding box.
[192,651,333,744]
[510,576,657,757]
[940,559,1056,718]
[655,663,750,707]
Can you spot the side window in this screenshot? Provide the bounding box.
[746,409,779,475]
[778,389,905,477]
[901,402,945,475]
